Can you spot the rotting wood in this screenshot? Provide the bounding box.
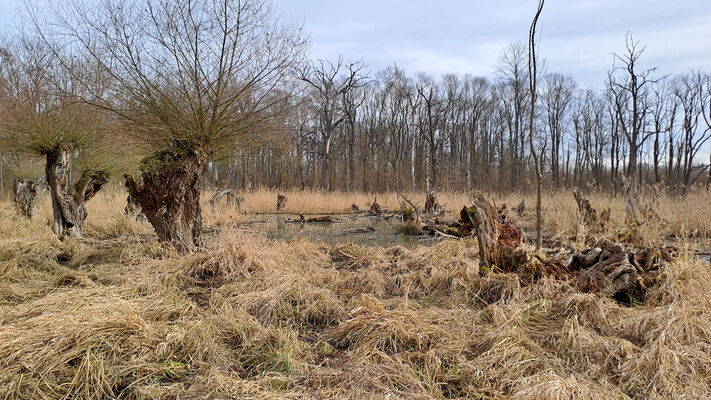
[286,215,339,223]
[460,193,524,269]
[396,190,421,223]
[14,178,47,218]
[572,188,610,234]
[573,242,638,297]
[368,197,383,216]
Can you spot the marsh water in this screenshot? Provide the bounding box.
[235,213,439,249]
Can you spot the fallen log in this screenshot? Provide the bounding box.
[286,215,340,224]
[340,226,376,234]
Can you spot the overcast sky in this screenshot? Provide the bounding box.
[0,0,708,88]
[273,0,711,89]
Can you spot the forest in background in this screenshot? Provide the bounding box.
[206,39,711,195]
[1,34,710,197]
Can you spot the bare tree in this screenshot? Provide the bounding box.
[300,57,367,192]
[528,0,544,249]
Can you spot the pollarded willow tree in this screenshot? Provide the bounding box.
[40,0,307,252]
[0,39,109,237]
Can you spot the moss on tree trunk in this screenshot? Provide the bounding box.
[125,148,205,253]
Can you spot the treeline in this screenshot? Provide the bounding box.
[214,40,711,194]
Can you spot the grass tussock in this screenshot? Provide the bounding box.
[1,189,710,399]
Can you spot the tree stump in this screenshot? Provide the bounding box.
[424,191,441,215]
[368,197,382,216]
[573,243,638,297]
[460,193,524,269]
[276,194,287,211]
[622,176,640,223]
[14,178,47,219]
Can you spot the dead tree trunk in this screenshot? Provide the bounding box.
[14,178,47,218]
[460,193,524,269]
[125,148,205,253]
[45,148,108,238]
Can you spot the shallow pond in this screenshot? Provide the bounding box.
[235,213,439,249]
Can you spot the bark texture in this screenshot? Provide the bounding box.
[460,194,524,269]
[14,178,47,218]
[125,149,205,253]
[45,148,107,238]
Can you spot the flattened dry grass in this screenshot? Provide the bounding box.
[0,189,710,399]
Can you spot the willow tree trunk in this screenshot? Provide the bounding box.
[14,178,47,218]
[45,148,107,238]
[125,149,205,253]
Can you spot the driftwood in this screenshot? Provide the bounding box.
[209,189,243,211]
[277,194,287,211]
[14,178,47,218]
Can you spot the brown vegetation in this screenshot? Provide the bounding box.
[0,189,709,399]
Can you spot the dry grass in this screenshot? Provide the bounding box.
[0,187,710,399]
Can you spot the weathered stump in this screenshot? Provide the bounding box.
[45,147,108,238]
[424,191,441,215]
[573,243,638,297]
[368,197,382,216]
[460,194,524,269]
[125,147,204,253]
[276,194,287,211]
[622,176,640,223]
[14,178,47,218]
